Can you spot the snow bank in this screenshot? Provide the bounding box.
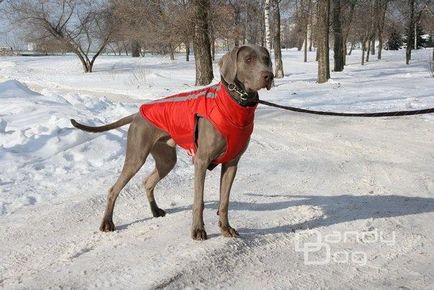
[0,79,41,98]
[0,80,136,215]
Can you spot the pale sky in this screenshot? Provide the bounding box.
[0,12,26,49]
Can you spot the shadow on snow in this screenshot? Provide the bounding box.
[119,193,434,236]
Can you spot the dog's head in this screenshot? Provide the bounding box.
[219,45,274,93]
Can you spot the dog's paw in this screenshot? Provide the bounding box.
[99,219,115,232]
[191,228,207,240]
[220,225,239,238]
[151,207,166,218]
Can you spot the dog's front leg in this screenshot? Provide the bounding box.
[218,159,240,237]
[192,157,209,240]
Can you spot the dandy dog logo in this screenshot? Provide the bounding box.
[294,230,396,265]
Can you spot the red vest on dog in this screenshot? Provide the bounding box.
[139,82,257,169]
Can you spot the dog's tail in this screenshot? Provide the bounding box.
[70,114,136,133]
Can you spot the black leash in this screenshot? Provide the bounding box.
[221,77,434,117]
[258,100,434,117]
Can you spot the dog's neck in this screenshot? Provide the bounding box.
[221,77,259,107]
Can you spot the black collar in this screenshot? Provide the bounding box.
[221,77,259,107]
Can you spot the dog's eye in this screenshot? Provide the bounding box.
[245,57,252,63]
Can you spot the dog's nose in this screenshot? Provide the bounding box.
[263,72,274,82]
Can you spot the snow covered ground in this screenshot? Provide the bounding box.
[1,48,434,289]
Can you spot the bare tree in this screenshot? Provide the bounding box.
[272,0,284,78]
[291,0,309,51]
[193,0,213,85]
[332,0,344,71]
[318,0,330,83]
[406,0,416,64]
[305,0,313,62]
[365,1,377,63]
[422,4,434,60]
[131,40,140,57]
[4,0,115,72]
[112,0,195,60]
[244,0,264,45]
[228,0,242,46]
[264,0,272,51]
[349,0,375,65]
[377,0,389,59]
[111,0,148,57]
[209,0,237,52]
[291,0,312,62]
[342,0,356,65]
[308,1,314,52]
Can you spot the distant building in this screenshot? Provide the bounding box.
[421,34,430,41]
[27,42,35,51]
[0,46,14,56]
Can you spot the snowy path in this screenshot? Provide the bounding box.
[1,49,434,289]
[2,110,433,289]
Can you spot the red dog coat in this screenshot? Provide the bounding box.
[140,82,257,169]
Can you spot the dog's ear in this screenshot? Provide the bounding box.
[219,46,240,84]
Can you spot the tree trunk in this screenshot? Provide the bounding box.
[361,39,366,65]
[80,59,89,72]
[367,1,377,59]
[303,0,311,62]
[308,0,313,52]
[309,26,313,51]
[272,0,284,78]
[169,43,175,60]
[317,0,330,83]
[108,43,116,55]
[234,5,241,47]
[332,0,344,72]
[264,0,272,52]
[246,4,258,45]
[131,40,140,57]
[414,21,417,49]
[377,27,383,60]
[192,0,213,86]
[343,42,347,65]
[86,39,109,73]
[406,0,415,65]
[211,37,216,61]
[377,1,387,60]
[297,38,304,51]
[185,41,190,61]
[87,61,93,73]
[348,42,354,55]
[342,2,356,63]
[366,39,370,62]
[370,37,375,55]
[209,24,216,60]
[314,0,321,64]
[123,42,129,56]
[75,49,91,73]
[79,56,93,73]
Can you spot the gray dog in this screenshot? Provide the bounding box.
[71,45,273,240]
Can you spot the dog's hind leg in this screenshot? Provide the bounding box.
[100,119,153,232]
[144,142,177,218]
